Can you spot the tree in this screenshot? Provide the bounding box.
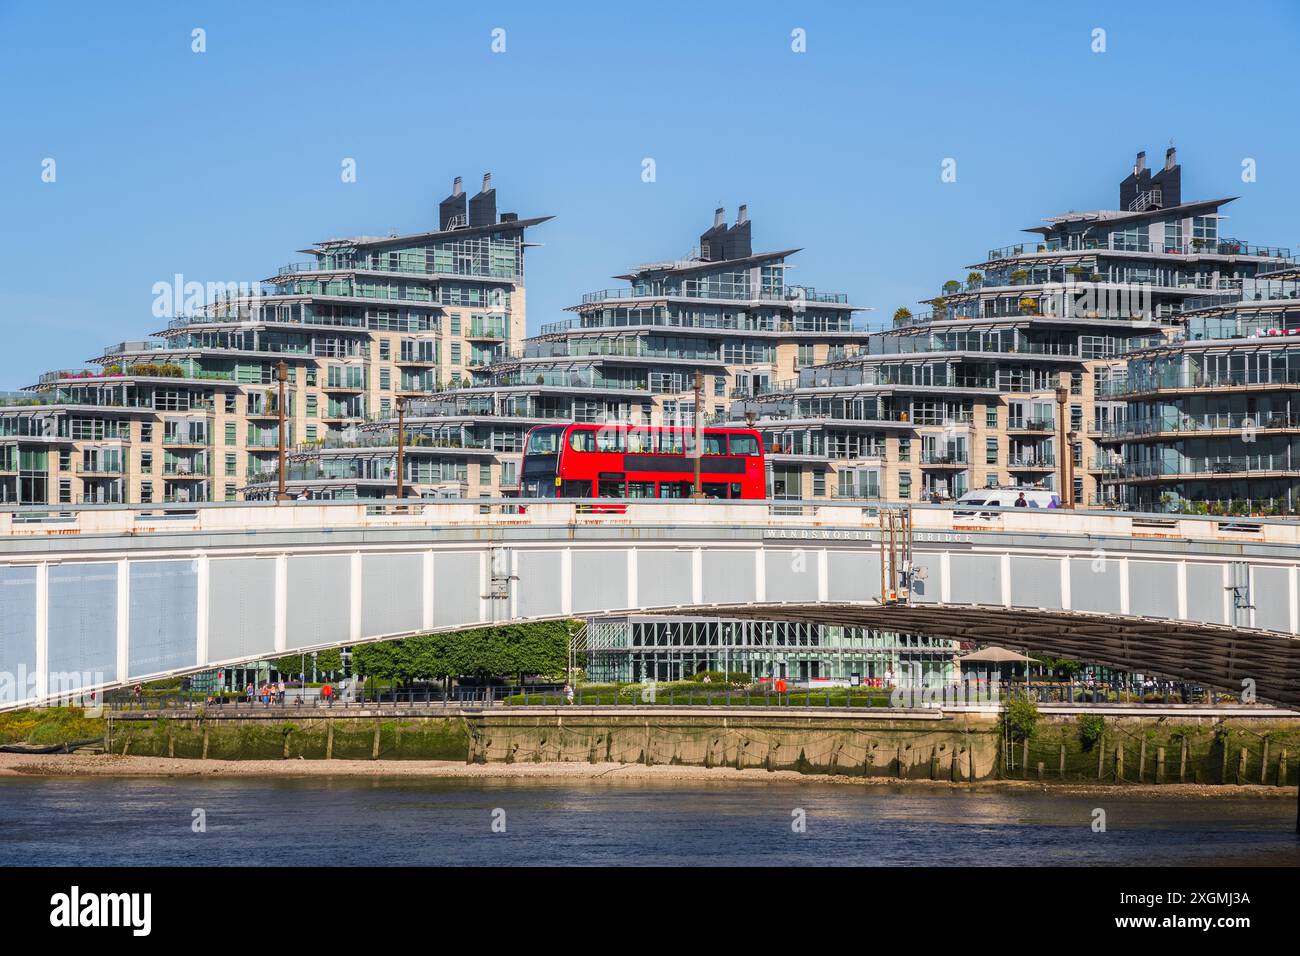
[270,648,342,679]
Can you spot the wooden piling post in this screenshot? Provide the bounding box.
[1097,735,1105,780]
[1156,746,1165,784]
[1116,743,1124,783]
[1260,738,1269,785]
[1138,739,1146,782]
[1179,736,1188,783]
[326,720,334,760]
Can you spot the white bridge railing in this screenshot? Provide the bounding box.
[1,499,1298,547]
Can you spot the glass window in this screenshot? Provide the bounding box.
[728,434,760,456]
[702,434,725,455]
[527,427,562,454]
[568,429,597,452]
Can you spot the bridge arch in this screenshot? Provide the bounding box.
[1,500,1297,709]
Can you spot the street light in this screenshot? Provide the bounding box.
[276,360,291,501]
[395,395,408,501]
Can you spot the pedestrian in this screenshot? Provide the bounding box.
[1015,492,1028,507]
[564,682,574,705]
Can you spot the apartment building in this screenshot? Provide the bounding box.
[731,149,1294,505]
[0,174,549,505]
[269,206,872,499]
[1098,254,1300,512]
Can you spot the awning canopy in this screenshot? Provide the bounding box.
[958,646,1040,664]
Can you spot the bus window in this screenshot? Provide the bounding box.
[729,434,760,456]
[561,479,592,496]
[596,429,624,453]
[659,432,685,454]
[568,430,597,452]
[703,483,729,499]
[626,429,651,454]
[526,427,562,454]
[598,476,625,497]
[627,481,656,498]
[702,434,726,456]
[659,481,689,498]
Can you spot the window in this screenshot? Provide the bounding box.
[729,434,760,456]
[897,438,911,462]
[985,438,998,464]
[306,394,318,416]
[59,449,71,470]
[450,343,461,364]
[59,479,71,504]
[225,422,236,445]
[812,470,825,496]
[140,450,152,473]
[379,338,391,360]
[479,462,492,484]
[985,408,998,429]
[225,483,237,502]
[140,481,153,504]
[985,473,999,488]
[306,367,317,386]
[306,425,317,441]
[225,393,236,413]
[380,368,391,390]
[141,423,153,443]
[225,453,236,477]
[796,344,815,368]
[450,313,462,335]
[713,377,724,397]
[897,471,911,500]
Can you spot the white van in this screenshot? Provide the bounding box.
[953,487,1060,519]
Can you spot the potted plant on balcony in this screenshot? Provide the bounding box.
[942,279,961,295]
[892,307,913,327]
[1010,269,1029,285]
[966,271,983,289]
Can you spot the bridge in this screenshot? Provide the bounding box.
[1,500,1298,709]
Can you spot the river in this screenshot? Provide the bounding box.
[2,777,1297,866]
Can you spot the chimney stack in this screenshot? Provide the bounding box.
[713,207,725,228]
[737,204,748,225]
[439,176,468,230]
[468,172,498,227]
[1164,147,1176,171]
[1134,151,1147,174]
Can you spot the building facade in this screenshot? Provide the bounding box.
[265,206,872,499]
[0,174,548,505]
[730,149,1294,507]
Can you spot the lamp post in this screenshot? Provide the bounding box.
[691,370,704,498]
[395,396,408,500]
[1054,383,1072,509]
[276,360,291,501]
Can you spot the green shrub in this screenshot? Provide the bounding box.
[1078,714,1105,751]
[1003,694,1039,742]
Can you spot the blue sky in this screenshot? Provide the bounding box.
[2,0,1298,388]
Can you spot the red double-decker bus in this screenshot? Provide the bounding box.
[520,423,767,500]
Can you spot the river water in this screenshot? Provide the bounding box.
[1,777,1297,866]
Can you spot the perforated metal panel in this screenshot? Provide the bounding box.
[516,550,562,619]
[1186,563,1227,625]
[286,554,350,650]
[702,550,756,605]
[1070,555,1123,614]
[765,549,819,603]
[0,566,37,703]
[1251,565,1291,633]
[129,560,198,677]
[208,558,276,662]
[1129,561,1179,619]
[949,553,1001,606]
[432,552,482,628]
[572,549,628,613]
[1010,555,1061,609]
[638,550,693,609]
[826,550,879,602]
[360,552,423,638]
[47,562,117,684]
